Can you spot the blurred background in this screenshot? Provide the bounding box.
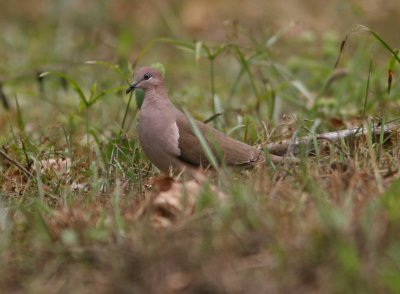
[1,0,398,63]
[0,0,399,133]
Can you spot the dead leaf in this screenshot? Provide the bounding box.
[164,272,192,293]
[145,176,225,228]
[40,157,71,176]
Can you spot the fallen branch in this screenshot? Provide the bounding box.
[0,149,33,178]
[266,123,399,156]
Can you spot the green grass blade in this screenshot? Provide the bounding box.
[234,46,259,99]
[85,60,129,82]
[40,71,88,107]
[89,85,127,106]
[362,59,373,118]
[183,108,219,170]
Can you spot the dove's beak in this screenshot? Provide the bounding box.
[126,81,140,94]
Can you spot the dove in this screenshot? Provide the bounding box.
[126,67,280,173]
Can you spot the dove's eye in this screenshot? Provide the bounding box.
[143,73,152,80]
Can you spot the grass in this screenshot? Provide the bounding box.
[2,2,400,293]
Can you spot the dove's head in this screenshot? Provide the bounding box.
[126,67,165,94]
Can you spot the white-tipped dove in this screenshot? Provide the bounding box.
[126,67,278,173]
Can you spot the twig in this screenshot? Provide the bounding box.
[266,123,399,156]
[0,148,33,178]
[0,81,10,110]
[203,112,224,124]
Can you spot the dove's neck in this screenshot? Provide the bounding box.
[142,86,176,112]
